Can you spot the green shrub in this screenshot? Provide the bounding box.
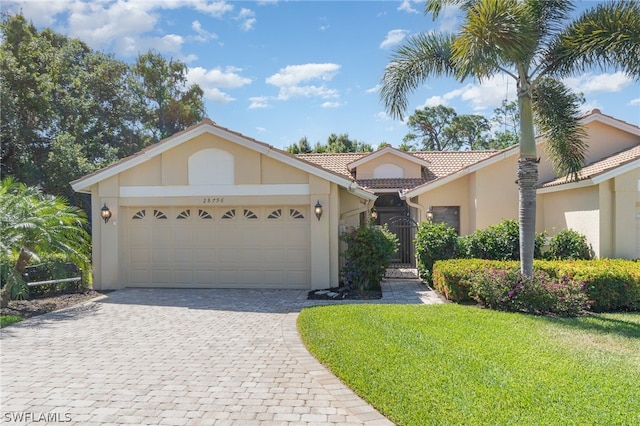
[414,221,459,282]
[459,219,545,260]
[468,268,592,317]
[431,259,515,302]
[341,225,398,291]
[545,229,592,260]
[536,259,640,312]
[433,258,640,312]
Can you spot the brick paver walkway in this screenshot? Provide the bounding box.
[0,280,444,425]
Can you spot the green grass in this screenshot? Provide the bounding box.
[298,304,640,425]
[0,315,22,328]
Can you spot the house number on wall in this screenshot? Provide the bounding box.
[202,197,225,204]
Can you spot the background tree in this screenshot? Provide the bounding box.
[134,51,206,141]
[381,0,639,275]
[0,14,207,212]
[450,114,491,150]
[404,105,457,150]
[0,178,90,307]
[286,133,372,153]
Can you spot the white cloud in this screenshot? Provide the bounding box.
[237,8,256,31]
[629,98,640,106]
[5,0,236,57]
[366,84,382,94]
[375,111,391,121]
[563,72,632,94]
[191,0,234,18]
[266,63,340,87]
[420,75,517,112]
[380,29,409,49]
[192,20,218,42]
[249,96,271,109]
[265,63,342,101]
[398,0,419,14]
[187,66,251,103]
[321,101,342,108]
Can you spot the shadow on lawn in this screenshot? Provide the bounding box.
[538,312,640,340]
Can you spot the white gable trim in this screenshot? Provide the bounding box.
[120,184,310,198]
[402,149,513,198]
[71,121,376,201]
[347,146,430,171]
[537,158,640,194]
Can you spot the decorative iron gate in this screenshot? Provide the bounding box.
[386,215,418,268]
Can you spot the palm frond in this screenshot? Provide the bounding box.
[524,0,574,43]
[452,0,537,78]
[545,0,640,79]
[380,32,458,119]
[426,0,478,19]
[532,78,587,180]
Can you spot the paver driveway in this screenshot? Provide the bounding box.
[1,282,443,425]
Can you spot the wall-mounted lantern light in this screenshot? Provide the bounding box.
[314,200,323,221]
[100,203,112,223]
[426,206,434,222]
[371,208,378,220]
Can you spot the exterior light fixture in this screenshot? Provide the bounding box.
[100,203,112,223]
[371,208,378,220]
[314,200,323,221]
[426,207,434,222]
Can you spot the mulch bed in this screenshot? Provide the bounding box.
[308,286,382,300]
[1,290,102,320]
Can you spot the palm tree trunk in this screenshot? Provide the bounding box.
[0,250,32,308]
[517,86,538,277]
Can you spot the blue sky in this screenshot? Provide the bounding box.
[3,0,639,150]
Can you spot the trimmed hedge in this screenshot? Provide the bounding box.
[432,259,640,312]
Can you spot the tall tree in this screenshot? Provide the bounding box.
[134,51,206,141]
[381,0,639,275]
[403,105,493,150]
[404,105,457,150]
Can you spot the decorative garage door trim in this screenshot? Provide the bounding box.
[123,206,310,289]
[120,184,309,197]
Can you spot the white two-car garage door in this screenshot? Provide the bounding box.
[123,206,310,288]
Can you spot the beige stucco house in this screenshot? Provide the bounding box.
[72,110,639,290]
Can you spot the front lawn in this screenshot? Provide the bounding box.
[298,304,640,425]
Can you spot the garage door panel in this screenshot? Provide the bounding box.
[218,248,239,264]
[152,227,171,242]
[124,206,310,288]
[174,248,193,265]
[151,248,170,264]
[173,270,193,284]
[193,248,216,264]
[130,228,150,244]
[151,269,171,283]
[264,248,286,263]
[130,248,150,264]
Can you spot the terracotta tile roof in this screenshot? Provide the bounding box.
[356,178,430,190]
[296,153,366,178]
[410,151,498,179]
[540,145,640,188]
[297,150,498,183]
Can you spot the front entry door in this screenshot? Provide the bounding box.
[373,194,416,267]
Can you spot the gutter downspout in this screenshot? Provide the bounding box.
[340,199,374,221]
[402,191,426,223]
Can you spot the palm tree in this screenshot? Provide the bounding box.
[0,178,90,307]
[381,0,639,276]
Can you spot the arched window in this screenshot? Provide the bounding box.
[188,149,234,184]
[373,163,404,179]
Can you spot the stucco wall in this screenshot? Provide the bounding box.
[474,155,519,230]
[416,176,472,235]
[540,186,600,255]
